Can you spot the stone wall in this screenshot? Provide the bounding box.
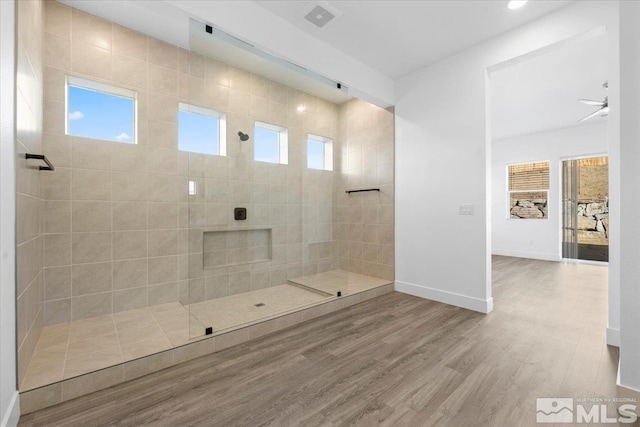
[578,198,609,242]
[510,196,548,219]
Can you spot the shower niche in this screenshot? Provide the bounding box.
[203,229,272,269]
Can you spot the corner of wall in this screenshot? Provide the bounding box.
[0,393,19,427]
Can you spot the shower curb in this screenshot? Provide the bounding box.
[19,283,395,414]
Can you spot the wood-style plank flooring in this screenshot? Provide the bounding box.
[19,257,617,426]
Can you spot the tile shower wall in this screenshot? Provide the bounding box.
[332,99,395,280]
[16,0,45,387]
[41,0,340,322]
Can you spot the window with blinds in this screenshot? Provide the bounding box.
[508,161,549,219]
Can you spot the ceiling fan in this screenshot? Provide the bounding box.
[578,82,609,122]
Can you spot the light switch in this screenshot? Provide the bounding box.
[458,204,474,215]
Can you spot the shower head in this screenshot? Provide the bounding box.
[238,131,249,141]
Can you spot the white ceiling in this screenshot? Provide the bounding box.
[491,33,608,140]
[255,0,574,79]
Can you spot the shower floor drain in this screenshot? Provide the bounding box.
[254,303,265,307]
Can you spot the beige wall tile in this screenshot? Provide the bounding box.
[71,292,111,321]
[148,174,178,202]
[44,66,65,101]
[113,201,147,231]
[147,94,177,124]
[148,202,178,230]
[112,143,147,173]
[113,287,147,313]
[148,230,178,257]
[72,232,111,264]
[71,201,111,232]
[72,169,111,200]
[148,64,177,95]
[42,133,71,169]
[148,256,178,285]
[72,262,112,296]
[148,282,178,305]
[148,38,177,70]
[71,41,111,80]
[72,137,112,171]
[45,33,70,71]
[45,299,71,325]
[43,98,64,135]
[112,259,148,290]
[112,24,146,61]
[147,120,176,149]
[45,233,71,267]
[112,172,147,201]
[147,148,177,175]
[45,266,71,300]
[71,9,111,50]
[112,230,148,260]
[205,58,229,87]
[45,0,71,37]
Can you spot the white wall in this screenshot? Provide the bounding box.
[0,0,19,425]
[492,123,608,261]
[618,0,640,393]
[394,1,619,322]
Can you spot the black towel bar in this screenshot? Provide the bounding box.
[345,188,380,194]
[25,153,54,171]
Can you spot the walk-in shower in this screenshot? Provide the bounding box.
[17,1,395,408]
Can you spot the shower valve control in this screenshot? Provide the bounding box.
[234,207,247,221]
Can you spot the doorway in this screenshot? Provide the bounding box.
[562,156,609,262]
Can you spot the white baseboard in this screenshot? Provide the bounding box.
[1,392,19,427]
[492,249,561,262]
[395,281,493,314]
[617,363,640,412]
[607,327,620,347]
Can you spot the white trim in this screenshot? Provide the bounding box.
[395,281,494,314]
[65,75,138,144]
[0,0,17,424]
[492,249,561,261]
[178,102,227,156]
[607,327,620,347]
[0,393,18,427]
[506,160,550,220]
[562,258,608,267]
[67,75,137,99]
[617,363,640,394]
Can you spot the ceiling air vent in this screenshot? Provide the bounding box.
[299,1,342,29]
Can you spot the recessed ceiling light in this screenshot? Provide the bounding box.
[297,105,306,112]
[507,0,528,9]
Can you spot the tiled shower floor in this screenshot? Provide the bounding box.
[21,271,392,391]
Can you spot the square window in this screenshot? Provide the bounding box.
[66,76,137,143]
[307,134,333,171]
[178,103,226,156]
[507,161,549,219]
[254,121,288,164]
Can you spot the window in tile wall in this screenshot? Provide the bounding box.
[178,103,227,156]
[507,161,550,219]
[66,76,137,143]
[254,121,288,164]
[307,134,333,171]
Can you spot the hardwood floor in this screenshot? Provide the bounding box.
[19,257,617,426]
